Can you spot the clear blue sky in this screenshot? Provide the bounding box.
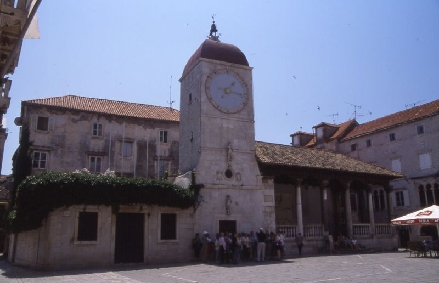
[3,0,439,175]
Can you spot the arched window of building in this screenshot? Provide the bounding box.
[373,190,380,211]
[426,184,434,206]
[419,185,426,207]
[434,183,439,205]
[379,190,386,210]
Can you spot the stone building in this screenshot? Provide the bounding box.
[0,0,41,174]
[14,95,180,178]
[8,24,402,269]
[291,99,439,245]
[9,95,191,270]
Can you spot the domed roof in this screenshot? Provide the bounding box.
[182,39,249,78]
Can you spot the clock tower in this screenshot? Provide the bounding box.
[179,21,275,234]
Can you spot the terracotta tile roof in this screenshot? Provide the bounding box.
[328,120,358,141]
[313,122,338,128]
[255,141,402,178]
[23,95,180,122]
[305,136,316,147]
[290,131,313,136]
[342,99,439,141]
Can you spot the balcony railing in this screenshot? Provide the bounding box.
[278,223,394,238]
[277,224,324,239]
[352,223,393,236]
[375,223,393,235]
[353,224,370,236]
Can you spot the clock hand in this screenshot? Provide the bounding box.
[230,91,244,97]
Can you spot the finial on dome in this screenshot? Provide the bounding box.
[209,15,220,41]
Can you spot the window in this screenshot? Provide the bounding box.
[379,190,386,210]
[77,212,98,241]
[316,127,323,139]
[32,151,48,169]
[366,139,372,147]
[121,142,132,157]
[293,135,300,146]
[395,191,405,207]
[89,156,102,173]
[92,122,103,137]
[159,130,168,144]
[157,160,169,179]
[160,213,177,240]
[419,153,432,169]
[36,116,49,131]
[189,93,192,104]
[350,193,358,210]
[391,159,401,172]
[373,189,386,211]
[350,143,358,151]
[417,125,424,135]
[389,133,396,141]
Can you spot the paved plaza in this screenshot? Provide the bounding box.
[0,251,437,283]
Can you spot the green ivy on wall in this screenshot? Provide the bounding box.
[6,172,198,233]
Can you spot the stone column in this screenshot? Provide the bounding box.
[385,185,394,220]
[423,185,428,206]
[344,181,353,237]
[321,180,329,232]
[367,185,375,235]
[295,179,304,235]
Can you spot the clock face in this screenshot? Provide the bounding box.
[205,70,248,113]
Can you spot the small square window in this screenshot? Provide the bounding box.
[160,213,176,240]
[389,133,396,141]
[89,156,102,173]
[92,122,103,137]
[36,116,49,131]
[350,143,358,151]
[32,151,48,169]
[366,139,372,147]
[417,125,424,135]
[121,142,132,157]
[159,130,168,144]
[77,212,98,241]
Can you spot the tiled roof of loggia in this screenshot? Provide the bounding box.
[256,141,403,178]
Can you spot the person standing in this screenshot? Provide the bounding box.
[256,228,267,262]
[201,231,211,262]
[295,232,304,256]
[192,233,202,261]
[250,231,258,260]
[231,232,240,264]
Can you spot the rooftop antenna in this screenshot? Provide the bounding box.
[405,100,426,109]
[326,112,339,124]
[346,102,372,120]
[209,14,220,41]
[167,76,175,109]
[346,102,361,119]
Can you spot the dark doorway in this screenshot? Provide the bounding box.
[420,225,438,241]
[115,213,145,264]
[332,189,346,237]
[398,228,410,248]
[219,220,237,234]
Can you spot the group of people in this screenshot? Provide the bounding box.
[192,229,305,264]
[335,233,361,250]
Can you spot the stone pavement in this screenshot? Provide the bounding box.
[0,251,437,283]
